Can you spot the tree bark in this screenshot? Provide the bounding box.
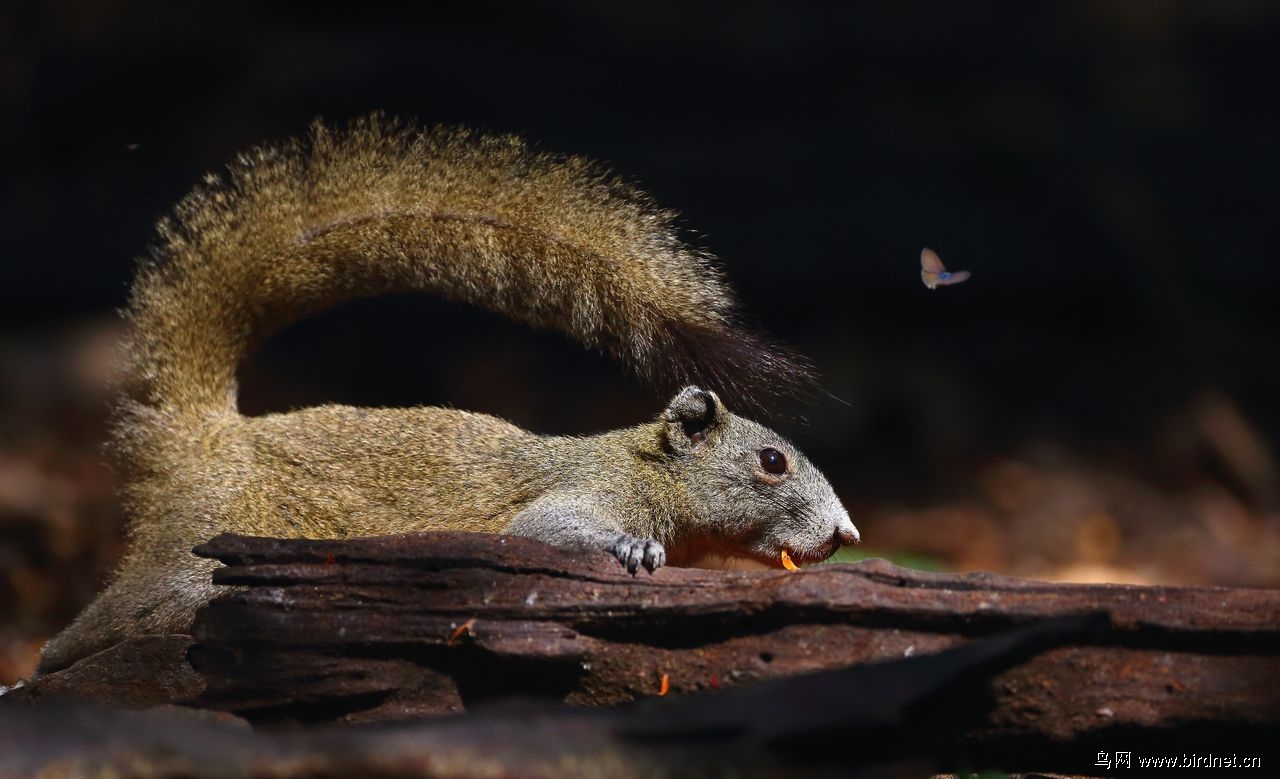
[185,532,1279,740]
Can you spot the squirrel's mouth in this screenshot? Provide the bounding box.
[749,538,841,569]
[793,538,841,564]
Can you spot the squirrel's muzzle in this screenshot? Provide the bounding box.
[834,511,861,548]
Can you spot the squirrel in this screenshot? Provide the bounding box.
[38,115,858,674]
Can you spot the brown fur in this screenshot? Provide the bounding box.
[38,117,855,674]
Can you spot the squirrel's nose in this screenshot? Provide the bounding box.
[834,520,860,547]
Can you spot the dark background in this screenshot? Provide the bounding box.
[2,1,1278,679]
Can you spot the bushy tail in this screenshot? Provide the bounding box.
[120,115,812,430]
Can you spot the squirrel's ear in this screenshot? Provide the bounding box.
[661,386,726,453]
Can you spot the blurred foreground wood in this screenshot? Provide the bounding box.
[7,531,1278,776]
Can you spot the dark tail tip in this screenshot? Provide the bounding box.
[659,320,820,420]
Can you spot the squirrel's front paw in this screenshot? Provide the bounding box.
[609,534,665,574]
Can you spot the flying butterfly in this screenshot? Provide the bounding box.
[920,248,971,290]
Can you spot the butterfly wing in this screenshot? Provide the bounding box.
[920,248,945,289]
[920,248,970,289]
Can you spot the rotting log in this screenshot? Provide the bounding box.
[5,619,1275,779]
[186,532,1280,748]
[10,530,1278,775]
[0,616,1117,779]
[5,634,201,709]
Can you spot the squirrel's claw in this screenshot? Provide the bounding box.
[611,535,665,575]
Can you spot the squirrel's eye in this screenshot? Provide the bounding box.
[759,447,787,475]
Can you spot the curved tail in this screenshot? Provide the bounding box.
[120,115,811,430]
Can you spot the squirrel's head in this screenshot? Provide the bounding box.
[659,386,859,567]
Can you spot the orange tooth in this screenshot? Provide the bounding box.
[780,549,800,571]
